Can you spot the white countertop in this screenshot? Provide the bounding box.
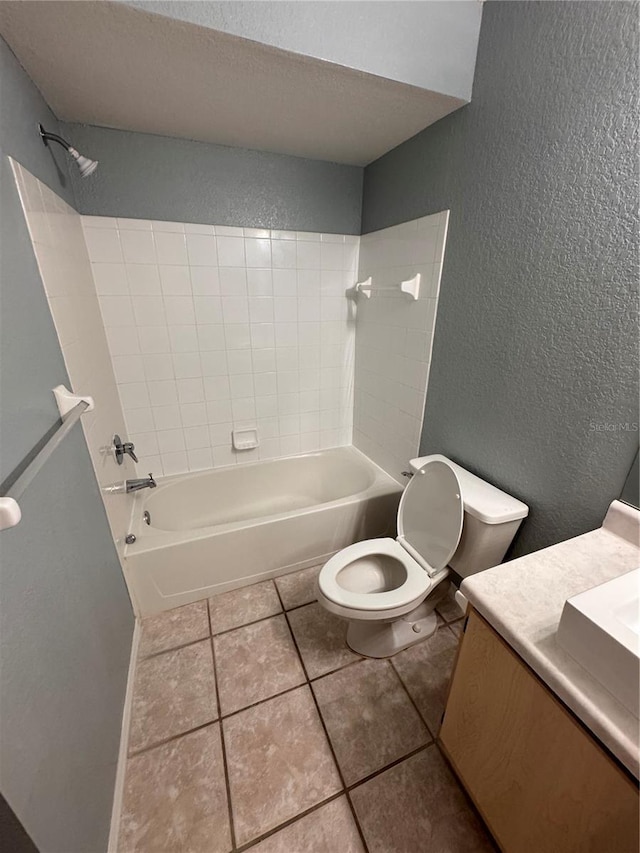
[461,500,640,779]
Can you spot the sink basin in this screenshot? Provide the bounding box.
[557,568,640,718]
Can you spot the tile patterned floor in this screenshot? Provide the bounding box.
[118,569,494,852]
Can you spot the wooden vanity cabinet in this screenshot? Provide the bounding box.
[439,609,639,853]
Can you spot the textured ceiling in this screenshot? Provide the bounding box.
[0,1,465,166]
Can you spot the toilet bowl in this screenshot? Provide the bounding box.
[316,455,529,658]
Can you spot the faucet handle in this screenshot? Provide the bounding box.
[123,442,138,463]
[113,434,138,464]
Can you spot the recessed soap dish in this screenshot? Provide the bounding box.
[232,428,258,451]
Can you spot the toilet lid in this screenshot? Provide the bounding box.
[397,459,463,576]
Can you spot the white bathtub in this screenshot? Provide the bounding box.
[124,446,402,616]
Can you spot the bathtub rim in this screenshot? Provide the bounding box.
[124,446,402,557]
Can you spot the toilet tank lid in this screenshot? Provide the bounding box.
[409,455,529,524]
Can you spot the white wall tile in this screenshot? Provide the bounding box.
[184,425,210,450]
[152,405,182,431]
[194,296,224,324]
[84,227,123,263]
[14,172,137,562]
[126,264,161,295]
[197,325,226,351]
[172,352,202,379]
[177,378,205,404]
[227,349,253,374]
[92,262,129,295]
[353,211,448,482]
[164,296,196,325]
[148,380,178,407]
[79,213,359,476]
[187,448,213,471]
[190,266,220,296]
[155,232,188,265]
[162,451,189,475]
[152,220,185,233]
[139,326,171,354]
[247,269,272,297]
[245,238,271,268]
[219,268,247,297]
[168,325,198,353]
[181,402,208,427]
[187,234,218,266]
[132,296,166,327]
[216,236,245,267]
[159,265,191,295]
[118,217,151,231]
[142,353,174,381]
[200,350,228,376]
[120,229,156,264]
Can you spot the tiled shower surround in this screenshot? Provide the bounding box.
[354,212,449,480]
[13,159,448,489]
[10,159,136,559]
[82,216,359,476]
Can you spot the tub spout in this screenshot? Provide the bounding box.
[126,473,157,493]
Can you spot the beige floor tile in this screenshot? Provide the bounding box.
[350,747,494,853]
[391,626,459,736]
[119,725,231,853]
[224,685,341,845]
[275,564,322,610]
[246,797,364,853]
[209,580,281,634]
[287,602,361,679]
[312,659,429,785]
[138,599,209,658]
[129,640,218,753]
[214,615,306,715]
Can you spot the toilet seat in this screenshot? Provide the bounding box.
[318,538,431,615]
[317,459,464,622]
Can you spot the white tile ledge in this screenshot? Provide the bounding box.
[461,500,640,779]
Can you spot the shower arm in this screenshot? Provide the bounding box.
[38,124,75,153]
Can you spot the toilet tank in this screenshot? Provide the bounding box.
[409,455,529,576]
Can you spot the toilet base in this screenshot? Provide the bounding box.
[346,605,439,658]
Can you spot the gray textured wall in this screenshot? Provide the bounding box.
[125,0,482,100]
[0,38,133,852]
[62,122,364,233]
[362,1,639,557]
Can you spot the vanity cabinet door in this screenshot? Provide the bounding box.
[439,609,639,853]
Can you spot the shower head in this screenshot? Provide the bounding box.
[69,149,99,179]
[38,124,98,179]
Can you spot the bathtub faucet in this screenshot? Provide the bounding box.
[125,473,157,493]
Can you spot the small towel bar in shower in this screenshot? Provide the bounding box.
[0,386,94,531]
[354,272,421,300]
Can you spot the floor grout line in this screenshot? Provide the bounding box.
[279,591,370,853]
[127,718,220,758]
[389,646,441,740]
[139,632,212,661]
[208,598,237,851]
[346,741,435,793]
[234,791,346,853]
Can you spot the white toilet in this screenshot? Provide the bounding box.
[316,454,529,657]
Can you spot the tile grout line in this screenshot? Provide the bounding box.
[346,741,435,793]
[388,648,440,740]
[139,632,211,661]
[127,718,219,759]
[208,598,238,852]
[234,792,346,853]
[277,585,371,853]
